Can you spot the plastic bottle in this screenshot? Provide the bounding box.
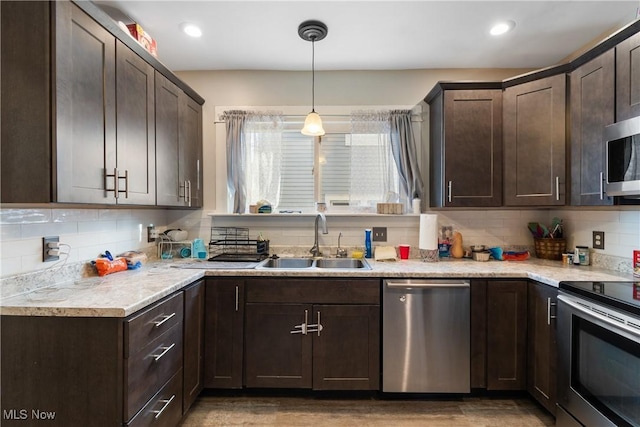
[365,229,372,259]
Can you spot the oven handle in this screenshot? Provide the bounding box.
[558,294,640,340]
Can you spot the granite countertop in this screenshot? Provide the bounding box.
[0,258,634,318]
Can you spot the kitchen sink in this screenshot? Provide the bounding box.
[256,257,370,270]
[315,258,368,269]
[260,258,314,269]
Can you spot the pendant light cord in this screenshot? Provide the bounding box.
[311,37,316,113]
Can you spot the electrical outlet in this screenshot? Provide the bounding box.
[147,225,157,242]
[593,231,605,250]
[372,227,387,242]
[42,236,60,262]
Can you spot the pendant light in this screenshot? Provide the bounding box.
[298,20,328,136]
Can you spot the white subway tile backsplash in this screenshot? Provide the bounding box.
[1,206,638,278]
[53,209,99,223]
[1,224,21,240]
[1,209,51,224]
[21,222,78,238]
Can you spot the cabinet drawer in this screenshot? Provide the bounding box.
[246,278,380,304]
[125,323,183,421]
[126,292,183,356]
[127,369,183,427]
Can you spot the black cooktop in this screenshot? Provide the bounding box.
[559,280,640,317]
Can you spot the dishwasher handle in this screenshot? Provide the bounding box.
[385,280,470,289]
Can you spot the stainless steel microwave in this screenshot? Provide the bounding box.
[605,116,640,198]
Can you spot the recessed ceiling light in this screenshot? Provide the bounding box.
[180,23,202,38]
[490,20,515,36]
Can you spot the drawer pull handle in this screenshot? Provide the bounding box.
[153,343,176,362]
[152,394,176,419]
[547,298,557,325]
[153,312,176,327]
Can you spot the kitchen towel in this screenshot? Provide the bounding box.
[419,214,438,250]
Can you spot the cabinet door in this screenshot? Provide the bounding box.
[527,282,557,415]
[504,75,566,206]
[570,50,615,206]
[244,303,312,388]
[183,280,204,413]
[204,279,244,389]
[487,280,528,390]
[180,95,203,208]
[616,32,640,121]
[115,40,156,205]
[55,1,116,203]
[312,304,380,391]
[442,90,503,207]
[1,1,52,203]
[155,71,184,206]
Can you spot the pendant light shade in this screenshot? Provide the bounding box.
[301,110,325,136]
[298,20,328,136]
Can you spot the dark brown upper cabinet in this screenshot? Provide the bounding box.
[427,84,503,207]
[503,74,567,206]
[570,49,615,206]
[1,0,203,207]
[616,31,640,121]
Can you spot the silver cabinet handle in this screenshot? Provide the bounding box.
[105,168,119,199]
[153,312,176,327]
[447,181,452,203]
[599,171,604,200]
[291,309,308,335]
[318,311,321,336]
[188,180,192,207]
[152,394,175,419]
[555,176,560,201]
[152,343,175,362]
[119,169,129,199]
[547,297,557,325]
[235,285,239,312]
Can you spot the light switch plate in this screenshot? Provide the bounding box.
[372,227,387,242]
[593,231,605,250]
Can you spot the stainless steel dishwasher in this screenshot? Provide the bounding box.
[383,279,470,393]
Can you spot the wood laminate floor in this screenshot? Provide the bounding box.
[180,392,556,426]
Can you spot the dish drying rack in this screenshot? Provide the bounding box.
[208,227,269,261]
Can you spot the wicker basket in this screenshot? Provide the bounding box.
[534,238,566,260]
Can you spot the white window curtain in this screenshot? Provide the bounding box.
[349,110,397,209]
[222,110,283,213]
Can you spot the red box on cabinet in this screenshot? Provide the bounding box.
[126,23,157,57]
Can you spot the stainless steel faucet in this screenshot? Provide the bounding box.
[309,213,328,258]
[336,232,347,258]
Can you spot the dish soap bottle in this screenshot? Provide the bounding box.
[365,229,372,258]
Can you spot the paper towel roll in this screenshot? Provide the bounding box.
[419,214,438,250]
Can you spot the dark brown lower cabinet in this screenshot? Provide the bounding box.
[204,278,244,389]
[527,281,558,415]
[183,280,205,413]
[470,280,488,388]
[243,278,380,391]
[1,283,203,427]
[245,303,313,388]
[486,280,528,390]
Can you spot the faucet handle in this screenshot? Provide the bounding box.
[336,247,348,258]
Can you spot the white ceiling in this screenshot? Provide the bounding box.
[93,1,640,72]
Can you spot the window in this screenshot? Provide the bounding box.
[244,123,399,213]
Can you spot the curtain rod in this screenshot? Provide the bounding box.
[214,114,422,124]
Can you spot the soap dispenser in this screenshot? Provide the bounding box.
[365,229,372,258]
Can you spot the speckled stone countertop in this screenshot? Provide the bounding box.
[1,258,634,318]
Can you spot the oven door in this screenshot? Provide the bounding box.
[558,294,640,427]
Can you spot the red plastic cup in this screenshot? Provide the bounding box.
[398,245,410,260]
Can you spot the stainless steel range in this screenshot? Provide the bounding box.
[557,280,640,427]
